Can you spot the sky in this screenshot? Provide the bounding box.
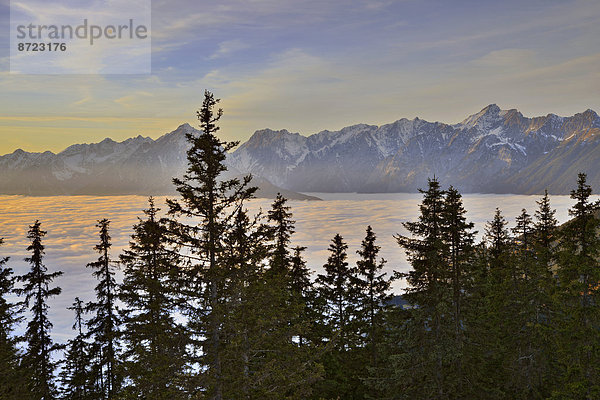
[0,0,599,154]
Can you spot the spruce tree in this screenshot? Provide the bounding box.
[316,234,353,349]
[441,186,475,394]
[219,208,270,398]
[290,246,310,304]
[264,194,296,343]
[486,208,511,263]
[85,219,120,399]
[532,190,558,346]
[461,239,493,399]
[354,226,393,400]
[166,90,256,399]
[505,195,558,398]
[253,194,323,399]
[289,245,317,347]
[16,221,63,399]
[480,208,516,398]
[442,187,476,336]
[554,173,600,398]
[222,206,322,399]
[510,208,547,397]
[314,234,358,399]
[534,190,558,268]
[395,178,452,398]
[60,297,93,400]
[119,198,188,399]
[513,209,533,250]
[268,193,295,273]
[0,237,26,400]
[355,226,391,360]
[473,207,548,398]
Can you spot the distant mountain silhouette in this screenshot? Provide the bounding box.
[0,124,319,200]
[227,105,600,194]
[2,105,599,196]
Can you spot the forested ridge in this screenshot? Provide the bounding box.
[2,91,600,399]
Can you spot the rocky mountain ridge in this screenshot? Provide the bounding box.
[227,104,600,194]
[0,124,318,200]
[1,104,599,196]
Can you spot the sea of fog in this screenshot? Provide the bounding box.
[0,192,597,343]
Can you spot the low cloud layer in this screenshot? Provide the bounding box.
[0,192,594,342]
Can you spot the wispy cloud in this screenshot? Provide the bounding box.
[114,91,154,108]
[1,0,600,152]
[472,49,537,69]
[209,39,249,60]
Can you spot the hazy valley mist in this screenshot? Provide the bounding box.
[1,192,596,342]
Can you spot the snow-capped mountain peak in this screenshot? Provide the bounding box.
[2,105,600,196]
[226,105,600,194]
[456,104,504,131]
[0,124,315,199]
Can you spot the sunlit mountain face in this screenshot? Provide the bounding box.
[0,123,316,200]
[1,105,599,196]
[228,105,600,194]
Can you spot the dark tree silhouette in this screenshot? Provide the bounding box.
[0,237,26,399]
[85,219,121,399]
[60,297,93,400]
[119,198,188,399]
[167,90,256,400]
[16,221,63,399]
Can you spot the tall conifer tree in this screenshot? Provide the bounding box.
[86,219,120,399]
[509,208,549,397]
[314,234,359,399]
[119,198,188,399]
[316,233,354,349]
[441,186,476,394]
[60,297,93,400]
[354,226,393,400]
[395,178,453,398]
[0,237,26,399]
[534,190,558,269]
[355,226,391,359]
[219,208,270,398]
[251,194,323,399]
[532,192,558,359]
[554,173,600,397]
[478,208,516,398]
[486,208,510,263]
[268,193,295,274]
[166,90,256,399]
[289,245,317,347]
[16,221,63,399]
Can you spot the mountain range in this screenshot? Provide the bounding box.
[0,124,318,200]
[1,104,599,197]
[228,104,600,194]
